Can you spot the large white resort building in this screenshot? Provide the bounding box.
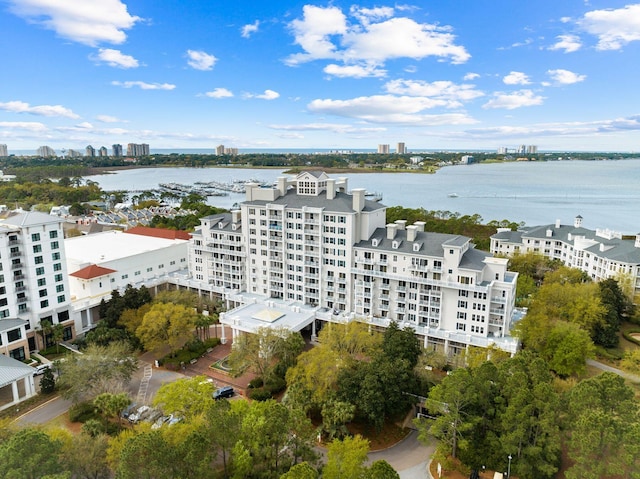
[491,215,640,294]
[189,171,520,355]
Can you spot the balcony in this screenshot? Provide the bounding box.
[11,263,23,270]
[10,251,22,258]
[8,239,19,246]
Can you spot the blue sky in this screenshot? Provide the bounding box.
[1,0,640,153]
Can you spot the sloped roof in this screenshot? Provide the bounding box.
[0,354,34,388]
[70,264,117,279]
[124,226,191,241]
[0,211,64,228]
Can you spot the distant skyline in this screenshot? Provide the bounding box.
[1,1,639,152]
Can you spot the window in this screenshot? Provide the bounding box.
[39,289,48,297]
[53,263,62,271]
[36,267,45,275]
[40,299,49,308]
[52,252,61,261]
[58,295,66,303]
[51,241,59,249]
[122,274,128,279]
[56,284,64,293]
[37,278,46,287]
[34,256,43,264]
[32,233,41,242]
[55,273,63,282]
[49,230,58,239]
[33,244,42,253]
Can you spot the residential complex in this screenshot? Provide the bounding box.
[37,146,56,157]
[397,142,406,154]
[126,143,150,157]
[491,215,640,294]
[377,144,390,154]
[192,171,520,354]
[0,144,7,157]
[112,144,123,157]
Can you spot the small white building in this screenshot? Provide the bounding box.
[0,353,36,412]
[65,227,190,334]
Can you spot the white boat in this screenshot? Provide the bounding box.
[448,193,459,198]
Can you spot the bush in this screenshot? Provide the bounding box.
[622,330,640,346]
[39,369,56,394]
[248,388,272,401]
[265,376,286,395]
[69,401,99,423]
[249,377,264,389]
[161,338,221,368]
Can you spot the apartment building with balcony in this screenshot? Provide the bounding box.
[196,171,521,355]
[0,212,73,357]
[491,215,640,294]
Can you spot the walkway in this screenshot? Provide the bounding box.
[587,358,640,382]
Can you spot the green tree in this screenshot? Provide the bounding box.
[565,372,640,479]
[280,462,319,479]
[323,435,370,479]
[206,399,244,479]
[40,367,56,394]
[542,321,594,377]
[153,375,215,420]
[57,342,137,403]
[116,430,174,479]
[63,432,111,479]
[136,302,198,356]
[94,392,131,427]
[0,428,65,479]
[321,399,355,440]
[380,321,422,369]
[367,460,400,479]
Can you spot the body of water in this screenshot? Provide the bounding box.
[85,159,640,234]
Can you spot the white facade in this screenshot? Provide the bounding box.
[491,215,640,294]
[0,212,73,355]
[65,229,189,334]
[189,171,520,355]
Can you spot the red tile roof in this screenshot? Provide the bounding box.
[124,226,191,241]
[70,264,117,280]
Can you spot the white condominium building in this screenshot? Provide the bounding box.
[491,215,640,294]
[0,212,73,359]
[193,171,520,355]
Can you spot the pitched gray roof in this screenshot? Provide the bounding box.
[1,211,64,228]
[0,319,28,333]
[356,228,489,270]
[244,190,386,213]
[0,354,34,388]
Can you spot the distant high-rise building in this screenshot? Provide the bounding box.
[497,147,508,155]
[37,146,56,157]
[67,149,82,158]
[0,144,7,157]
[112,144,123,157]
[377,144,390,154]
[99,146,108,157]
[396,142,406,154]
[224,147,238,155]
[86,145,95,157]
[526,145,538,154]
[126,143,150,157]
[216,144,225,155]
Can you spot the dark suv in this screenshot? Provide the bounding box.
[213,386,234,400]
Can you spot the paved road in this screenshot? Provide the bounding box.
[369,429,434,479]
[15,396,73,426]
[587,358,640,382]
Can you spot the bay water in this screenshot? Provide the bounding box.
[85,159,640,234]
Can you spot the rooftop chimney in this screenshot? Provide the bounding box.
[352,188,365,212]
[414,221,426,232]
[555,219,561,228]
[395,219,407,230]
[386,223,397,240]
[277,177,288,196]
[406,225,418,242]
[231,209,241,224]
[326,178,336,200]
[636,234,640,249]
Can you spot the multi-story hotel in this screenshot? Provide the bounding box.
[491,215,640,294]
[126,143,150,157]
[0,144,8,157]
[0,212,74,360]
[192,171,520,355]
[378,144,390,154]
[112,144,123,157]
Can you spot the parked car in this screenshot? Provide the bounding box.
[121,403,137,419]
[128,405,150,423]
[151,415,171,430]
[213,386,234,400]
[33,364,51,375]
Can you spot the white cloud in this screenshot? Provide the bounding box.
[349,6,394,24]
[307,94,477,125]
[186,50,217,71]
[285,5,469,71]
[560,16,572,23]
[244,89,280,100]
[111,81,176,90]
[0,100,79,118]
[546,69,586,84]
[0,121,48,132]
[323,63,386,78]
[205,88,234,99]
[483,90,544,110]
[241,20,260,38]
[92,48,139,68]
[95,114,124,123]
[384,79,484,106]
[6,0,140,46]
[464,72,480,81]
[503,71,531,85]
[269,123,386,134]
[579,4,640,50]
[548,34,582,53]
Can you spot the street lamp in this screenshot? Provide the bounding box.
[507,455,512,479]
